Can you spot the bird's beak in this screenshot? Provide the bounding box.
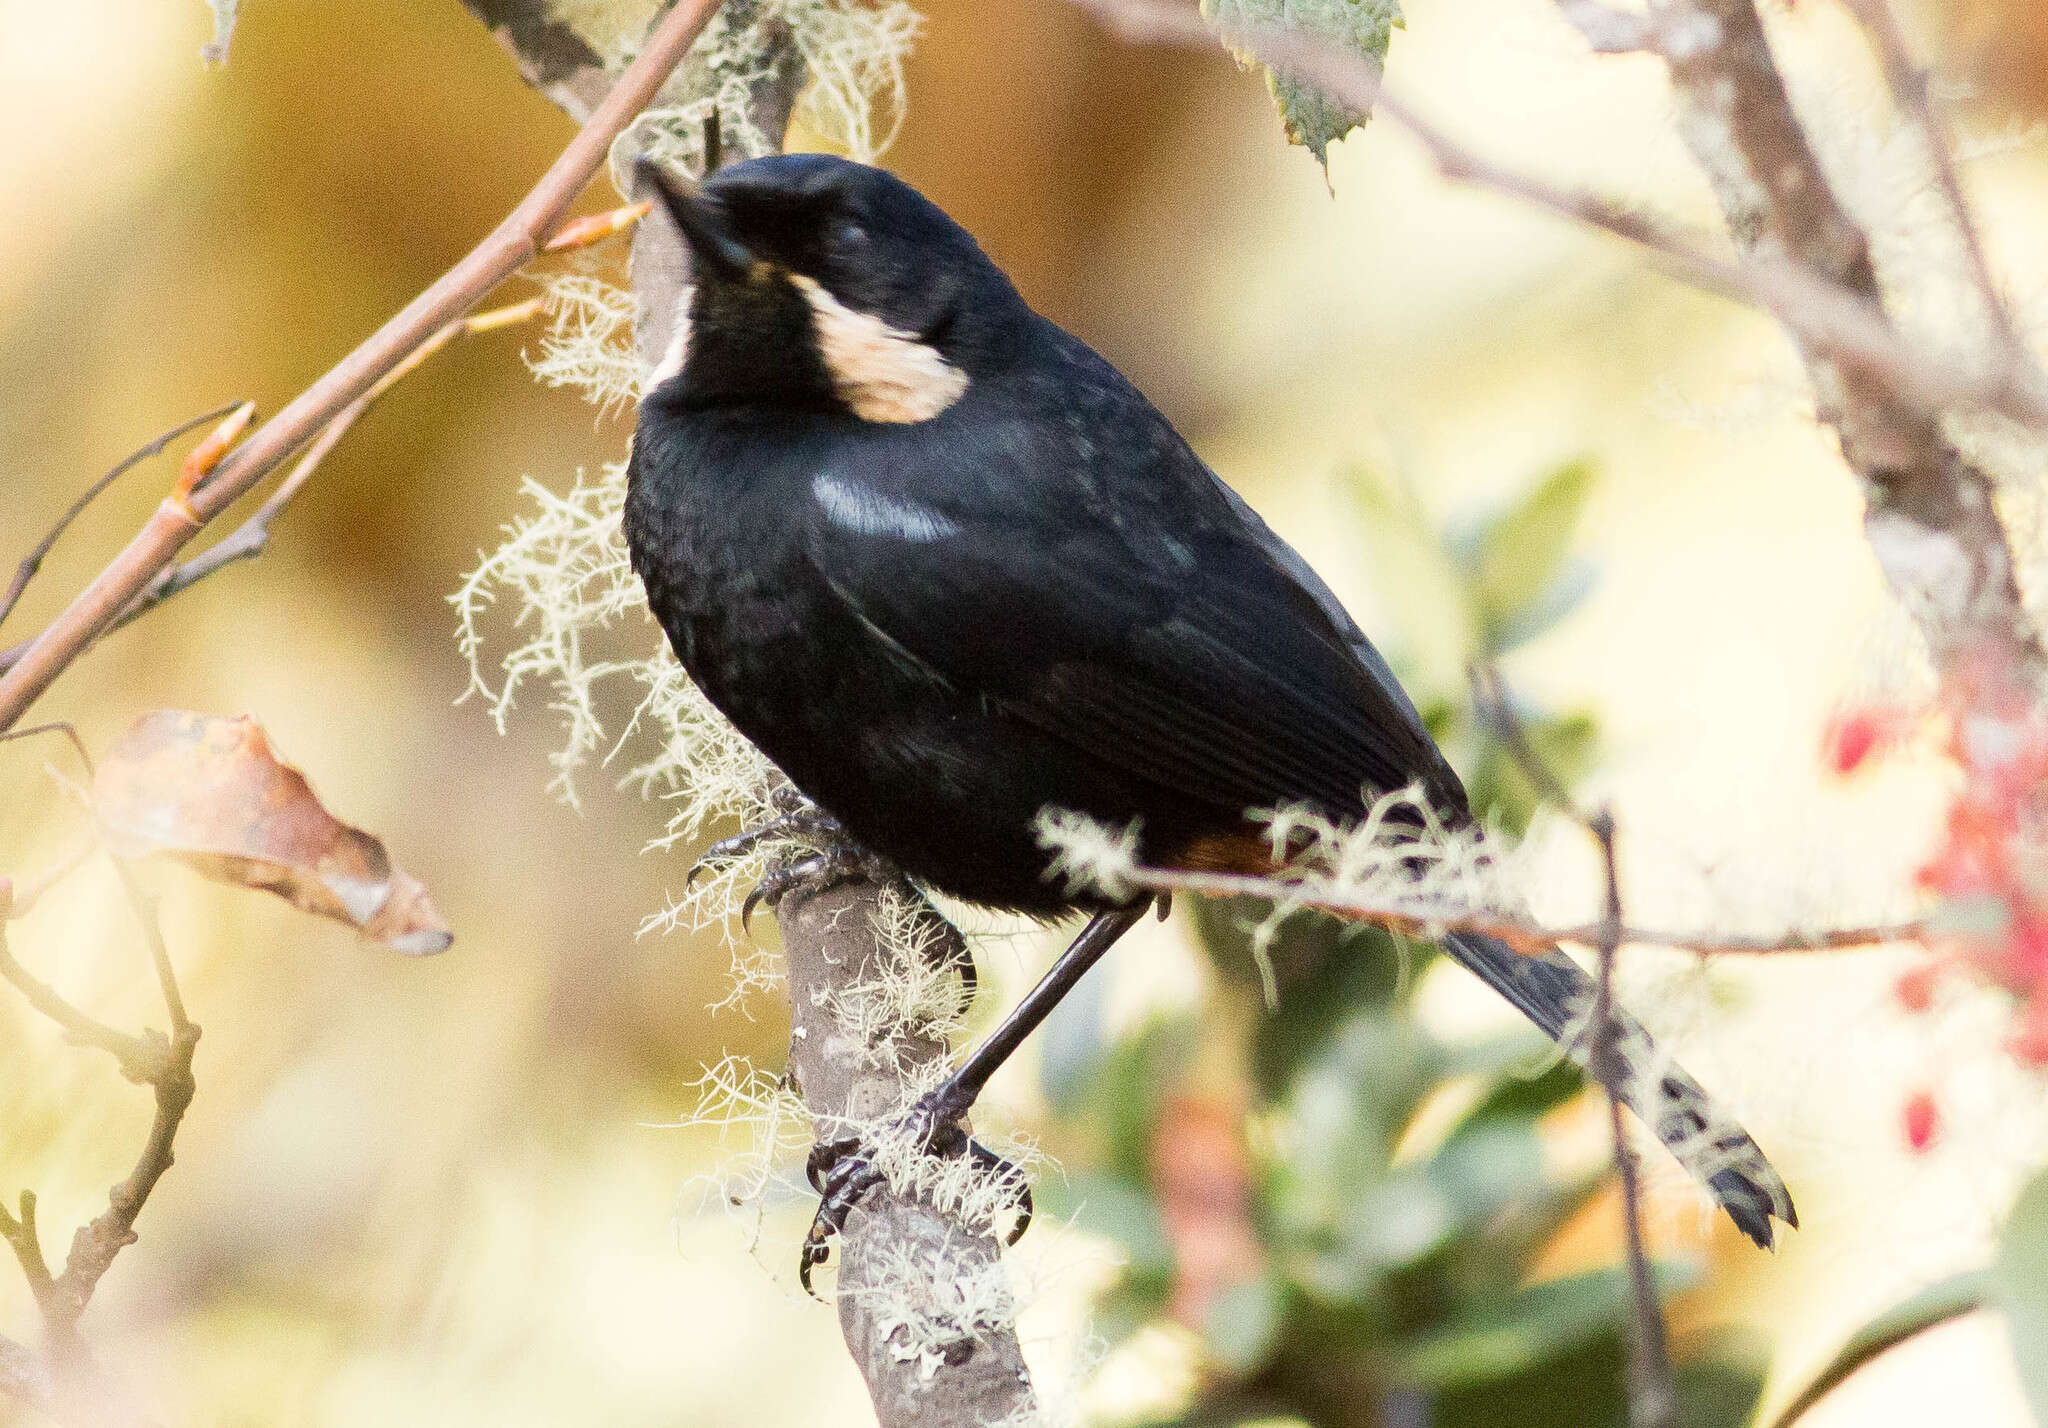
[635,159,756,277]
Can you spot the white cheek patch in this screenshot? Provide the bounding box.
[788,273,968,424]
[646,284,695,390]
[812,471,960,543]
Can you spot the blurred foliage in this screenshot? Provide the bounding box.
[1352,457,1600,836]
[1766,1160,2048,1428]
[1040,464,1768,1425]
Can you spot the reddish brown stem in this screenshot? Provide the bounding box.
[0,0,726,732]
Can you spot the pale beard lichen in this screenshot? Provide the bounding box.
[613,0,922,185]
[527,271,648,416]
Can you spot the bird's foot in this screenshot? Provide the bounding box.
[741,841,899,930]
[687,794,847,889]
[799,1089,1032,1296]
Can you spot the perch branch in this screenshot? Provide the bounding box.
[776,875,1040,1426]
[0,0,726,732]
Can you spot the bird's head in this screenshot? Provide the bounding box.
[638,153,1026,424]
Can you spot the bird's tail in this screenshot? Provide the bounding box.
[1441,929,1797,1248]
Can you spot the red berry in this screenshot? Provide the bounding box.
[1903,1091,1941,1152]
[1825,710,1889,775]
[1895,963,1940,1014]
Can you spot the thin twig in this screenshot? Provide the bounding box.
[0,916,165,1082]
[0,403,245,633]
[1465,669,1675,1425]
[1087,859,1921,957]
[1065,0,2048,437]
[0,0,727,732]
[1587,810,1678,1428]
[78,299,548,658]
[1842,0,2026,359]
[0,291,542,680]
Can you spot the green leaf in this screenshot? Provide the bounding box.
[1347,467,1474,681]
[1999,1166,2048,1426]
[1205,1274,1288,1376]
[1047,1171,1177,1282]
[1202,0,1404,168]
[1391,1264,1694,1390]
[1466,458,1597,646]
[1763,1270,1987,1428]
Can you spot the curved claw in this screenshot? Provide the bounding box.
[689,803,848,889]
[795,1112,1035,1296]
[968,1141,1034,1245]
[741,854,827,931]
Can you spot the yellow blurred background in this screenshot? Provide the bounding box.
[5,0,2048,1423]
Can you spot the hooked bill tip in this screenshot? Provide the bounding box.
[635,158,755,276]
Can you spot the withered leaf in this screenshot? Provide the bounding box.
[94,711,452,955]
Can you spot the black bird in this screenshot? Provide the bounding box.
[623,153,1795,1287]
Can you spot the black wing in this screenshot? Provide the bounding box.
[798,345,1463,823]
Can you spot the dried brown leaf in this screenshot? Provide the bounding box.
[93,711,453,955]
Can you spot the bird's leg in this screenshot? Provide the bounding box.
[799,903,1149,1294]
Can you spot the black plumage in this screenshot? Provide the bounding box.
[624,153,1794,1272]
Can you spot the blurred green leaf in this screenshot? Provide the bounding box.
[1462,458,1596,645]
[1998,1166,2048,1425]
[1428,1121,1546,1228]
[1348,468,1474,684]
[1490,559,1596,653]
[1205,1274,1288,1376]
[1201,0,1404,168]
[1764,1270,1987,1428]
[1046,1171,1177,1282]
[1392,1264,1694,1390]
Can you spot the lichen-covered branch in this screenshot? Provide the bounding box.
[777,877,1037,1425]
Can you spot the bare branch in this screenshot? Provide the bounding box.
[0,0,729,733]
[1841,0,2025,358]
[1635,0,2045,681]
[1068,0,2048,438]
[0,401,245,633]
[1552,0,1656,55]
[0,299,546,679]
[0,896,166,1082]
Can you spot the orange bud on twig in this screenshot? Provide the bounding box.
[168,400,257,515]
[544,201,653,253]
[463,296,547,334]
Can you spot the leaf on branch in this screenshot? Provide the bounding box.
[1201,0,1403,169]
[1998,1166,2048,1424]
[1762,1270,1987,1428]
[93,711,452,955]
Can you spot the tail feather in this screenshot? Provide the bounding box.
[1442,930,1797,1248]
